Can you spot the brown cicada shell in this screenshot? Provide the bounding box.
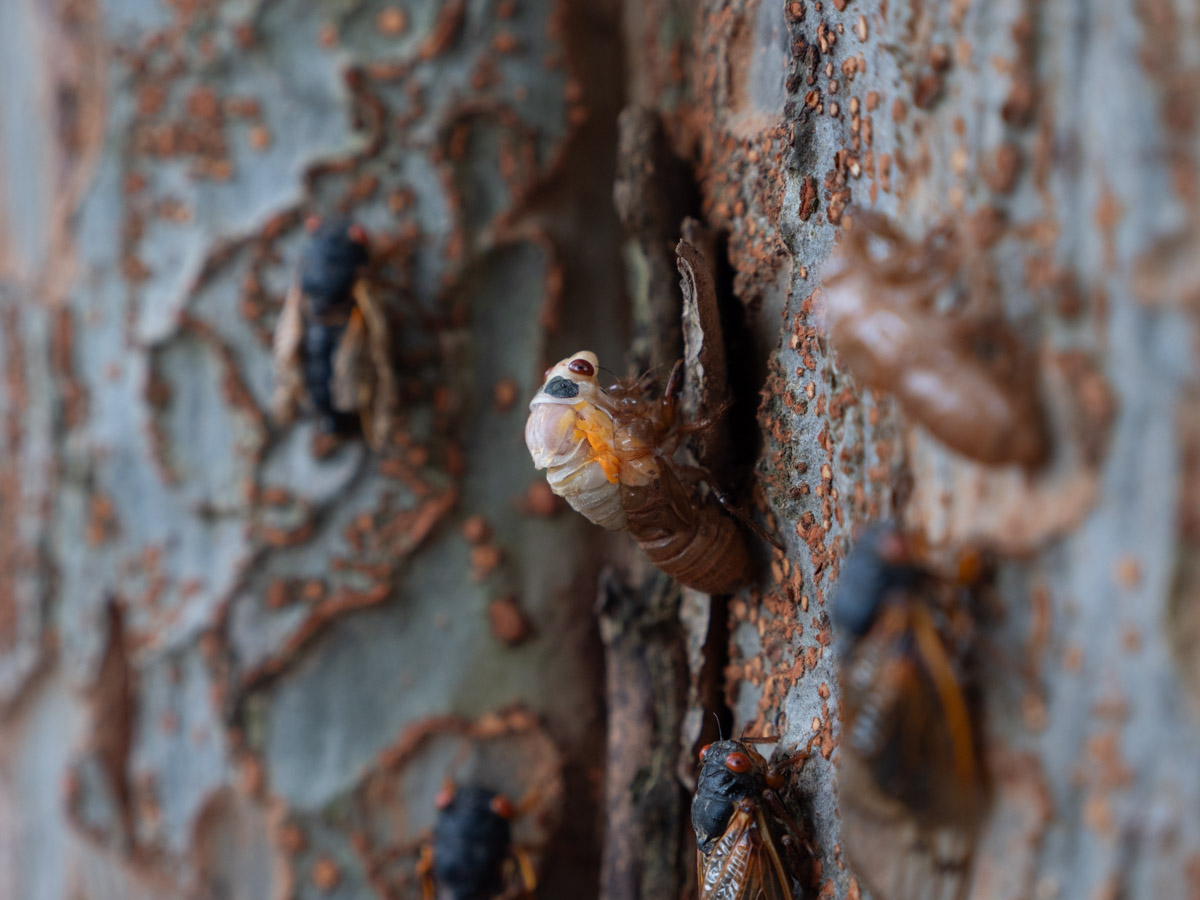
[820,212,1048,468]
[831,525,986,900]
[525,351,753,594]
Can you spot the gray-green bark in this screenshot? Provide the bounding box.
[2,0,1199,898]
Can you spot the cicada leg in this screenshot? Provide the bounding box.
[761,734,821,859]
[511,845,538,895]
[416,843,437,900]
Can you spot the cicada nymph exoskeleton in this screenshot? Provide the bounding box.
[820,212,1048,468]
[525,351,754,594]
[691,738,814,900]
[272,215,399,449]
[418,784,537,900]
[832,525,986,900]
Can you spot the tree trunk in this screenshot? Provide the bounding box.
[2,0,1199,899]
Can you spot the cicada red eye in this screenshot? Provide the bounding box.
[348,224,369,245]
[305,214,322,233]
[489,794,515,820]
[435,785,456,810]
[568,358,595,376]
[699,743,712,761]
[724,752,751,773]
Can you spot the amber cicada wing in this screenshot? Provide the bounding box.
[697,804,793,900]
[838,599,980,900]
[329,281,399,450]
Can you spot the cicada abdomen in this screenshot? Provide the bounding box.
[832,525,985,900]
[691,739,811,900]
[525,352,753,593]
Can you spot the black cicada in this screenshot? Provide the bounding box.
[692,739,812,900]
[832,525,986,900]
[272,216,398,448]
[419,785,536,900]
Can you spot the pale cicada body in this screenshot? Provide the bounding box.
[525,352,753,594]
[524,352,626,530]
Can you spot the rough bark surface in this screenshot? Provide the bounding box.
[2,0,1199,899]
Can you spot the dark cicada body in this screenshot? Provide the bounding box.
[832,526,984,900]
[273,216,398,447]
[422,786,535,900]
[691,740,809,900]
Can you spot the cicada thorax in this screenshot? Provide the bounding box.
[833,526,984,900]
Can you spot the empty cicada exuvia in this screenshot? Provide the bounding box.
[820,212,1048,468]
[691,738,815,900]
[272,216,399,449]
[832,525,986,900]
[419,784,537,900]
[524,351,754,594]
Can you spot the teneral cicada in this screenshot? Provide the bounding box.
[272,216,398,449]
[832,525,985,900]
[691,739,812,900]
[419,784,537,900]
[524,351,754,594]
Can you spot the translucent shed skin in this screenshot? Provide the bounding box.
[525,351,752,594]
[821,213,1048,468]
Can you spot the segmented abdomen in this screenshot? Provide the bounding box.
[621,461,752,594]
[525,401,626,529]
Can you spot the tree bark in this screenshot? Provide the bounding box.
[2,0,1199,899]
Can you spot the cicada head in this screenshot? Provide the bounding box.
[431,785,515,900]
[690,740,771,854]
[299,217,370,315]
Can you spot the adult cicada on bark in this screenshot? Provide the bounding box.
[272,216,399,449]
[691,738,812,899]
[831,526,986,900]
[525,351,754,594]
[419,784,537,900]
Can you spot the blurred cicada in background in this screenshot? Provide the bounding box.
[272,216,399,449]
[691,738,813,900]
[419,784,537,900]
[831,525,986,900]
[525,351,754,594]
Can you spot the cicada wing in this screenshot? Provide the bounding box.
[332,306,373,411]
[271,281,306,423]
[350,279,399,448]
[839,605,980,900]
[840,750,974,900]
[697,807,793,900]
